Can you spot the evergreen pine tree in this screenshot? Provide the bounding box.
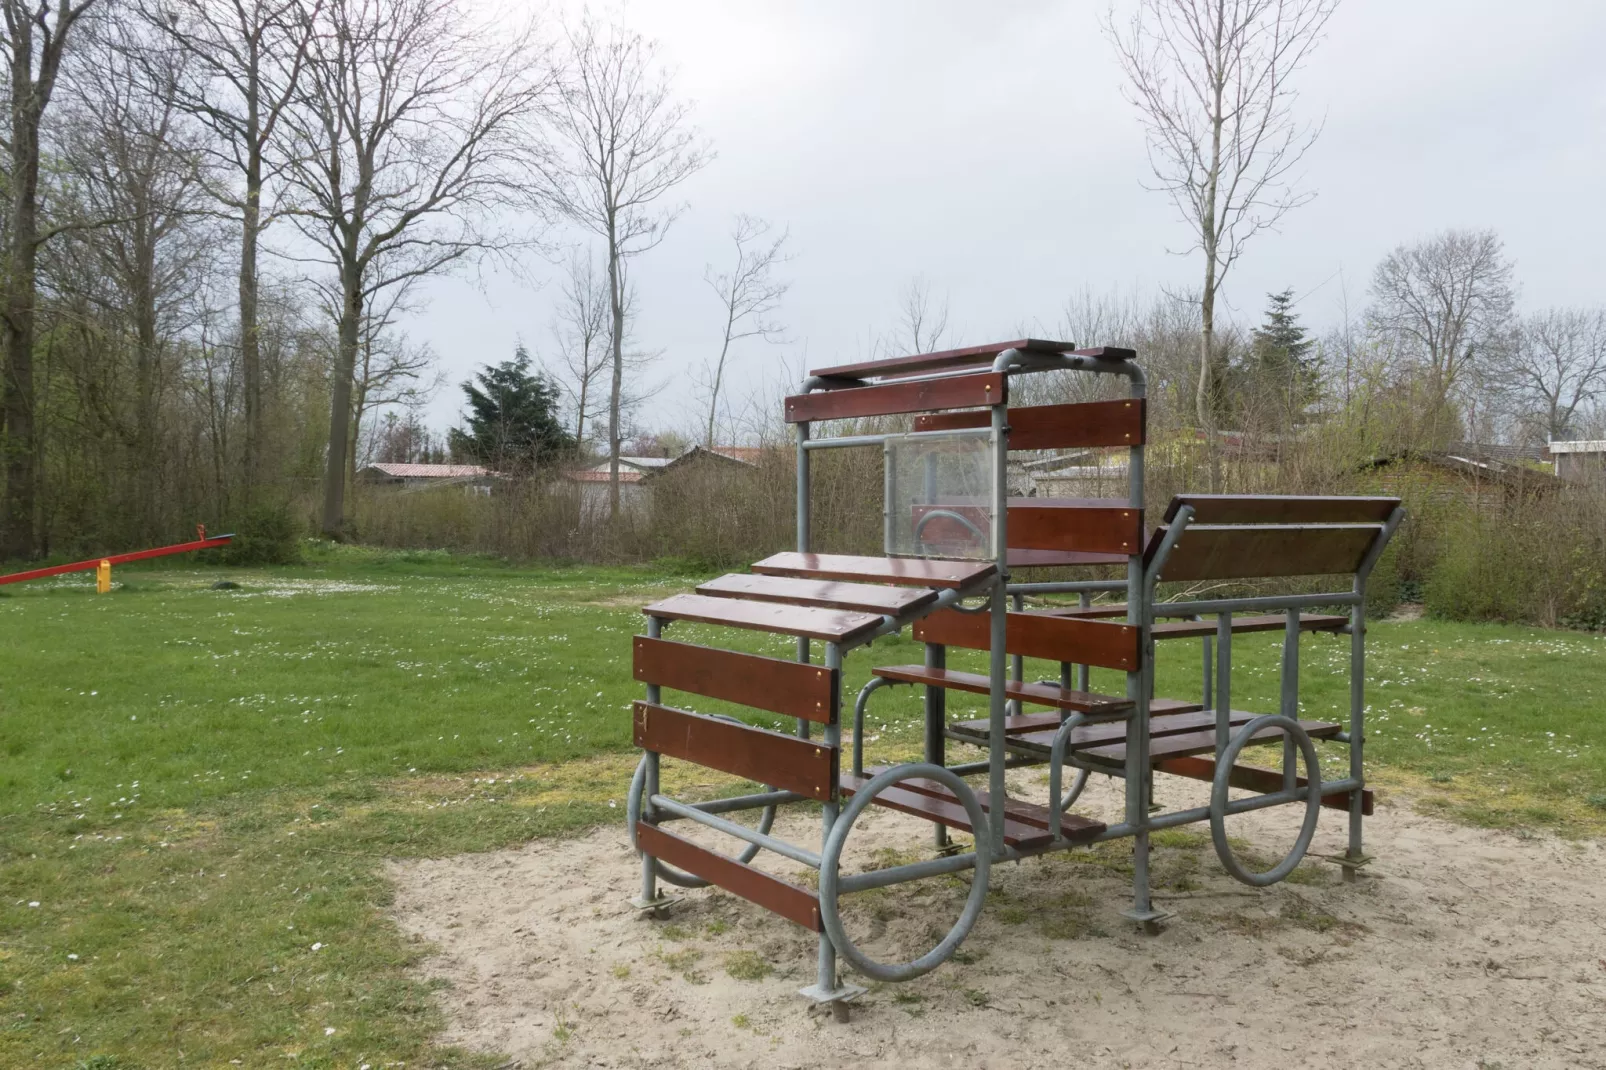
[1250,289,1318,413]
[448,346,574,468]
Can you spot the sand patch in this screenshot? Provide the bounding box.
[389,773,1606,1069]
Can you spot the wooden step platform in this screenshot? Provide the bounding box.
[871,665,1133,716]
[637,822,822,930]
[840,772,1105,849]
[751,552,996,590]
[1156,755,1375,815]
[947,697,1202,740]
[1079,719,1343,765]
[950,707,1264,755]
[696,573,938,616]
[642,592,883,642]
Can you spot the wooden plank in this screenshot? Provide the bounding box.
[1156,756,1375,816]
[1009,504,1143,555]
[839,774,1053,848]
[810,338,1075,381]
[642,592,882,642]
[784,372,1005,424]
[1149,525,1382,582]
[914,398,1146,450]
[1163,494,1400,526]
[1008,549,1128,568]
[633,636,837,724]
[864,769,1106,841]
[869,665,1133,715]
[1080,719,1343,764]
[913,608,1140,671]
[950,707,1251,753]
[1150,613,1349,640]
[633,702,837,801]
[697,573,937,616]
[945,697,1202,738]
[750,552,995,590]
[636,822,822,930]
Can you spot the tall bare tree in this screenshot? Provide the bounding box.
[283,0,551,536]
[1513,307,1606,443]
[1367,228,1515,441]
[1,0,99,558]
[1106,0,1338,485]
[540,13,711,518]
[141,0,317,499]
[549,248,609,445]
[700,214,787,446]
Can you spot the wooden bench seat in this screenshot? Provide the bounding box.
[840,772,1104,849]
[1080,719,1343,765]
[1156,755,1375,815]
[947,697,1203,739]
[697,573,938,616]
[949,705,1241,753]
[642,593,883,642]
[871,665,1133,715]
[751,552,996,590]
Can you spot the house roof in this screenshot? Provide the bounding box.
[361,463,491,478]
[1548,440,1606,455]
[567,468,644,484]
[644,444,770,478]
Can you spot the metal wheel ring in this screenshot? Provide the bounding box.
[819,762,991,983]
[1209,715,1322,887]
[628,753,777,888]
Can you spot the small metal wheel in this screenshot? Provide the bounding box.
[627,751,777,888]
[1209,714,1322,887]
[818,763,991,983]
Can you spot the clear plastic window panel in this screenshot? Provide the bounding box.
[883,431,997,560]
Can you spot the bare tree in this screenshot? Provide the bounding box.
[282,0,552,536]
[540,12,711,518]
[1106,0,1338,484]
[548,248,609,445]
[1513,307,1606,443]
[892,274,949,355]
[140,0,317,498]
[1,0,100,557]
[1367,228,1515,439]
[700,214,788,446]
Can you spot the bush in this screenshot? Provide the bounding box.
[221,504,304,566]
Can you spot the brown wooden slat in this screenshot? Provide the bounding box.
[947,697,1203,738]
[869,665,1133,715]
[838,773,1053,848]
[1009,504,1143,555]
[697,573,937,616]
[633,702,837,801]
[633,636,837,724]
[785,372,1005,424]
[1150,613,1349,640]
[750,552,995,590]
[1163,494,1400,526]
[950,706,1247,753]
[810,338,1075,380]
[643,592,882,642]
[914,398,1146,450]
[913,609,1140,671]
[863,769,1106,841]
[1149,525,1382,582]
[1037,603,1129,619]
[1080,719,1342,764]
[1156,756,1375,816]
[636,822,822,930]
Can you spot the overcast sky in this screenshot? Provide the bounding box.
[408,0,1606,441]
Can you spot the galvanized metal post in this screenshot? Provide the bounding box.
[986,395,1010,853]
[818,641,844,1012]
[638,615,664,908]
[1215,614,1232,760]
[925,641,949,851]
[796,420,813,741]
[1281,608,1300,791]
[1076,590,1091,692]
[1201,630,1213,711]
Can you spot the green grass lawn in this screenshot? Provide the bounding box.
[2,547,1604,1067]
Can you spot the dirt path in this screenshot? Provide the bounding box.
[389,773,1606,1069]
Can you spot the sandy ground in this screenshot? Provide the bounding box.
[389,771,1606,1070]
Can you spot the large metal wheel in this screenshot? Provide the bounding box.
[1209,714,1322,887]
[818,763,991,982]
[627,751,777,888]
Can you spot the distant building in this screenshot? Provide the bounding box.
[1548,440,1606,483]
[563,456,668,518]
[357,462,499,492]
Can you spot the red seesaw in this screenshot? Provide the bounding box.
[0,526,234,588]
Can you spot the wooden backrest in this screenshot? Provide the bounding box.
[1147,523,1386,582]
[633,636,838,724]
[908,499,1142,557]
[913,609,1140,671]
[784,372,1004,423]
[1162,495,1399,525]
[633,701,837,801]
[913,399,1145,450]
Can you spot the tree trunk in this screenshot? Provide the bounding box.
[134,216,161,541]
[705,308,734,448]
[2,61,42,560]
[240,149,263,503]
[321,265,361,537]
[606,216,624,521]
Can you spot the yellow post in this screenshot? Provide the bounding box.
[96,559,112,594]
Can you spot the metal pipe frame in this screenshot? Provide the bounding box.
[649,794,823,869]
[801,426,993,451]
